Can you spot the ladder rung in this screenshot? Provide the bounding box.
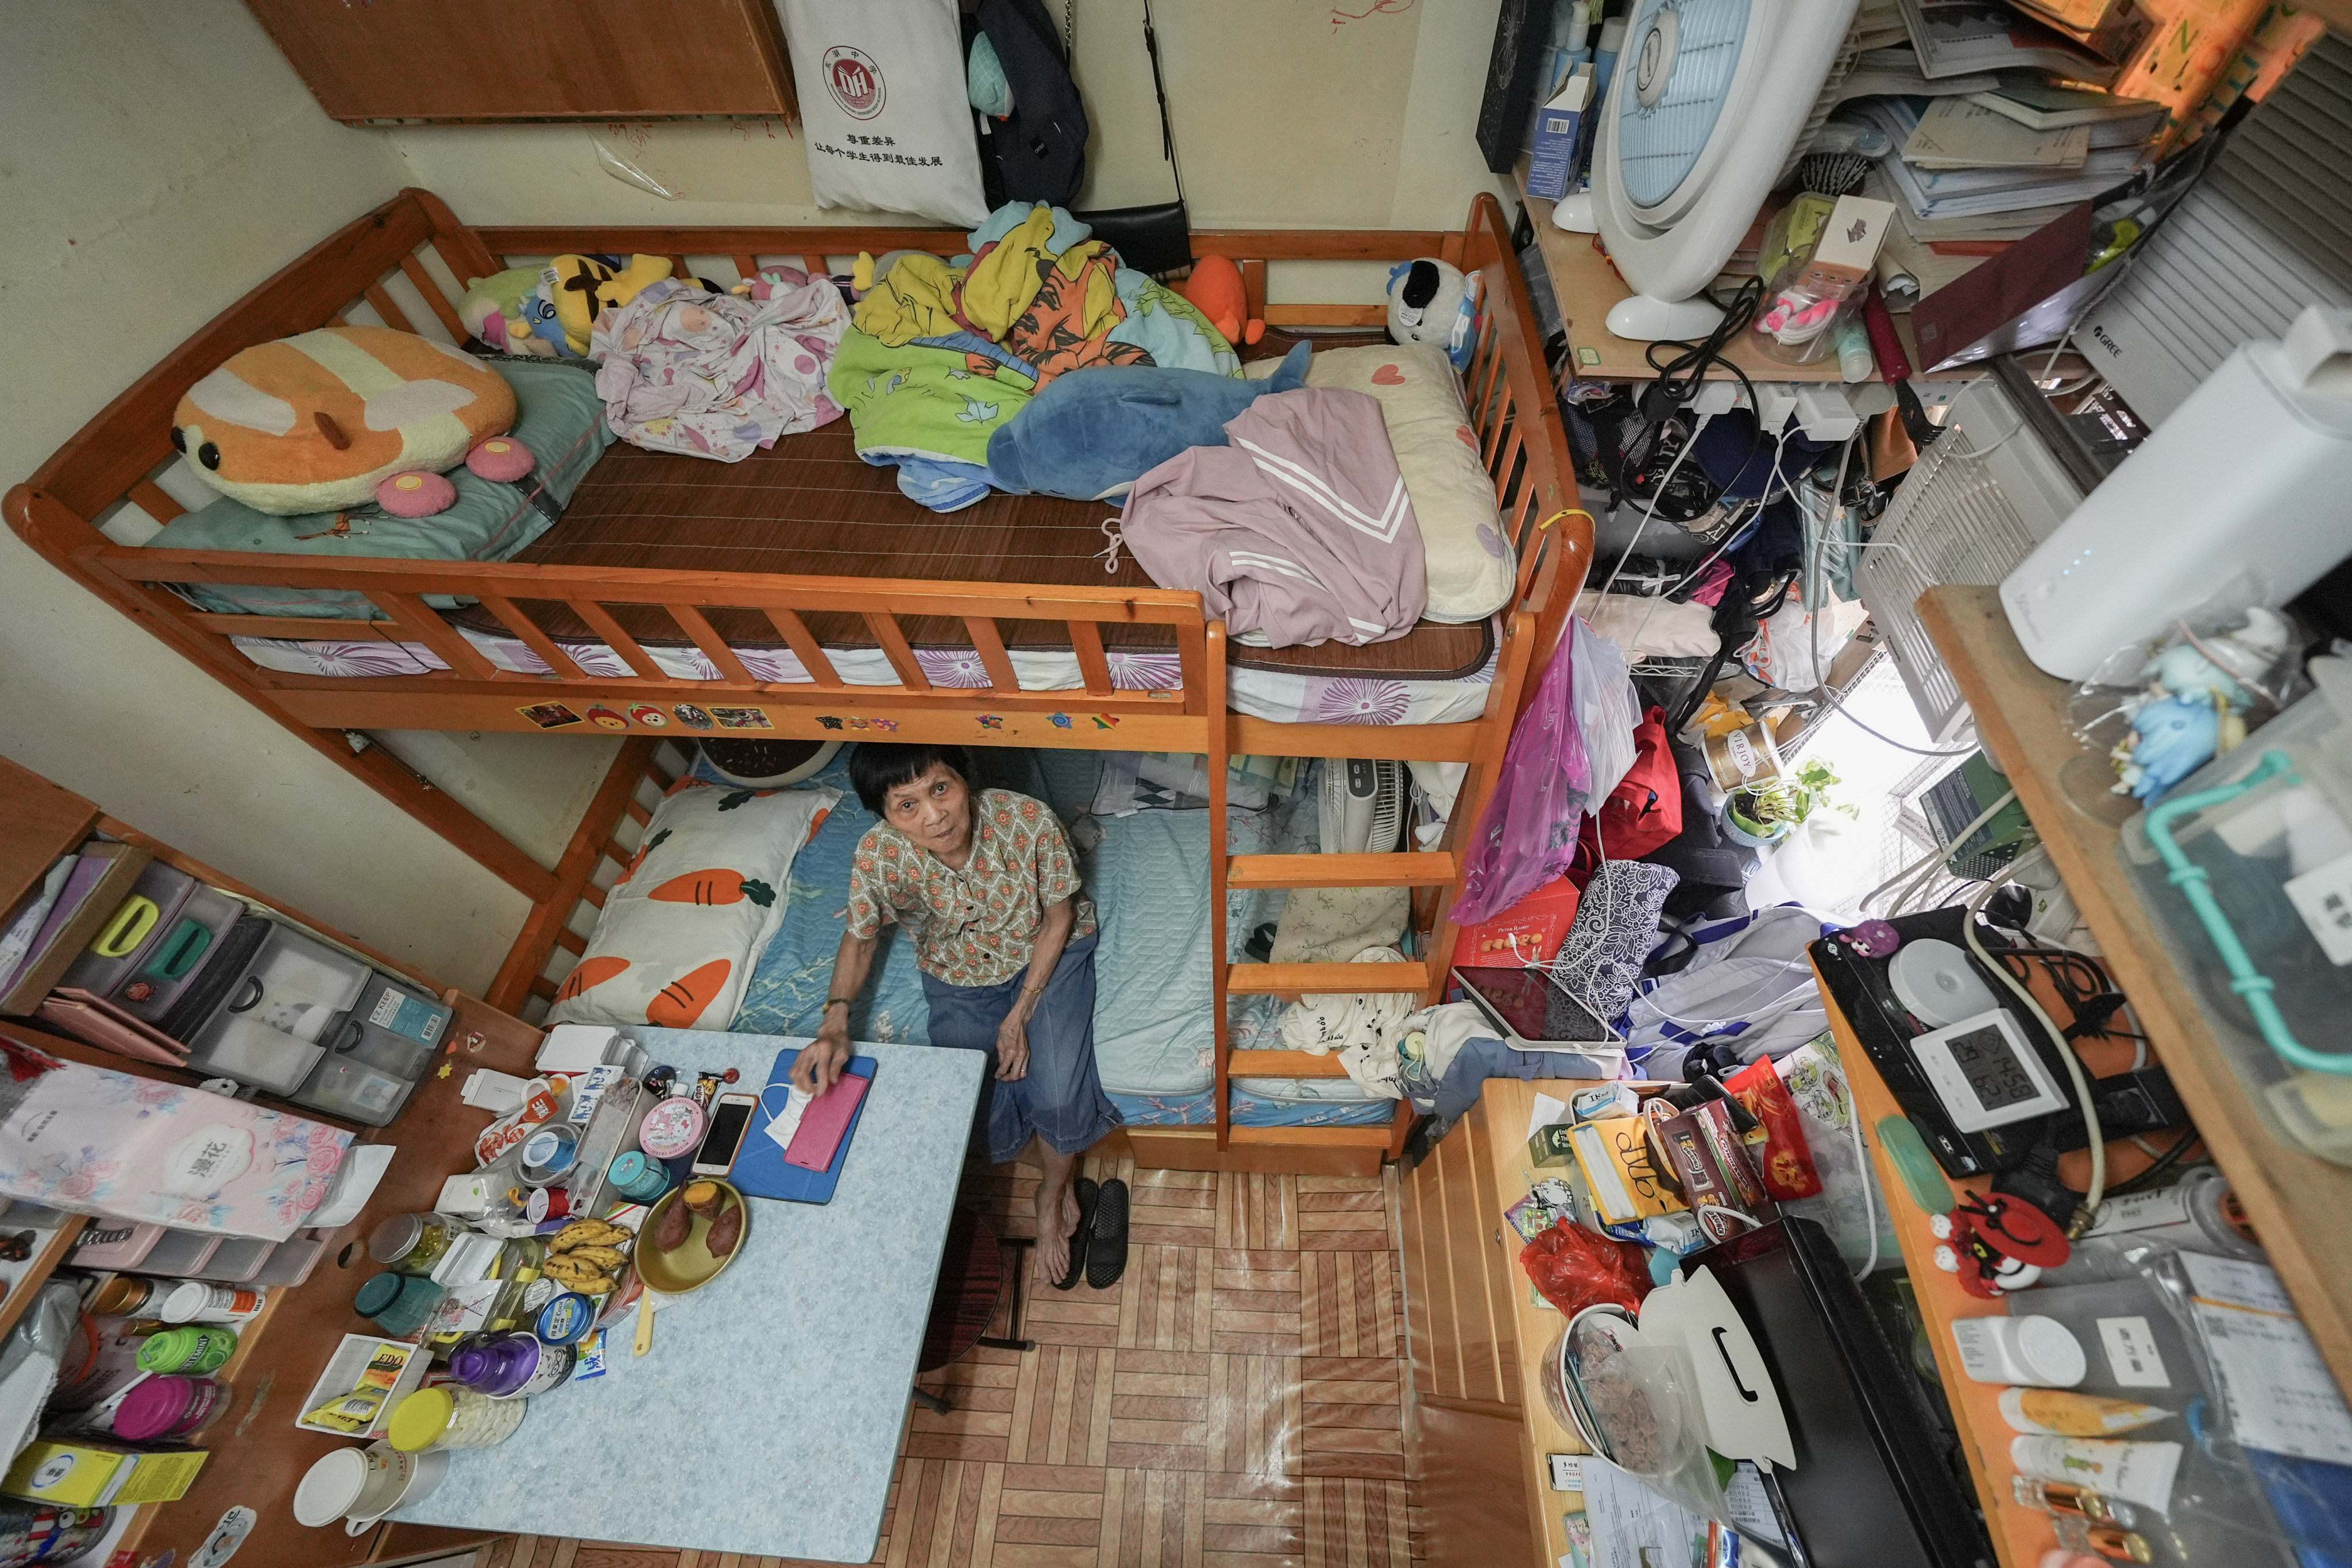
[1225,961,1432,995]
[1228,1049,1354,1077]
[1226,852,1458,889]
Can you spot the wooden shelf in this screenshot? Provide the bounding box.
[1817,955,2053,1568]
[1921,585,2352,1397]
[1515,167,1944,384]
[0,1215,88,1345]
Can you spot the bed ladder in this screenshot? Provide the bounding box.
[1206,613,1542,1160]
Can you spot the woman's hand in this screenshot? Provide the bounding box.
[792,1019,852,1094]
[994,1010,1030,1082]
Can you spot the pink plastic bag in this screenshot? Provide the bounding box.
[1450,627,1590,925]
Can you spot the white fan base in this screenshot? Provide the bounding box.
[1605,292,1727,341]
[1550,193,1600,233]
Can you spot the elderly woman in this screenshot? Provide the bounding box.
[790,744,1123,1289]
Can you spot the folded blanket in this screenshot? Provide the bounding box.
[592,277,847,461]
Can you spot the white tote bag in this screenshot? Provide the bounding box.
[778,0,989,227]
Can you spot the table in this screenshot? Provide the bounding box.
[1513,166,1942,385]
[393,1029,984,1565]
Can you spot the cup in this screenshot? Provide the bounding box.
[345,1443,449,1535]
[293,1447,376,1528]
[354,1271,445,1338]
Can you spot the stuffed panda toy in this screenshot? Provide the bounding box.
[1385,258,1477,372]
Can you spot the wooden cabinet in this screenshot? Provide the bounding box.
[0,755,536,1568]
[245,0,797,124]
[1399,1079,1591,1568]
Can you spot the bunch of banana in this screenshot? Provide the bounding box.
[542,1250,618,1295]
[550,1218,630,1253]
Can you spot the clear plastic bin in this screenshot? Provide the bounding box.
[181,922,369,1094]
[2120,655,2352,1163]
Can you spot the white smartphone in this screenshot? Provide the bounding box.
[691,1090,759,1176]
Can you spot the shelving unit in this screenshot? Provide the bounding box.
[1920,584,2352,1397]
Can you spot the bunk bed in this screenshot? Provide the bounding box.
[6,187,1589,1175]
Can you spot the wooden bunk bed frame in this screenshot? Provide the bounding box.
[7,187,1590,1176]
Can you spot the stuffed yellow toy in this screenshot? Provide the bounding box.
[172,327,515,515]
[542,253,673,356]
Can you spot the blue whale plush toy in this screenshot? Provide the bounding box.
[986,341,1313,501]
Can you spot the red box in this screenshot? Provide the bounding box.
[1451,877,1582,965]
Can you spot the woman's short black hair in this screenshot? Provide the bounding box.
[847,742,972,816]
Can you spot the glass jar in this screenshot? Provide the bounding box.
[356,1271,446,1339]
[385,1385,527,1453]
[367,1213,464,1276]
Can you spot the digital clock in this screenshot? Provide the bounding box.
[1907,1007,2069,1133]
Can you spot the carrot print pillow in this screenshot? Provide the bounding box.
[546,779,840,1032]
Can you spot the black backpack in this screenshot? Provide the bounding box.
[976,0,1088,209]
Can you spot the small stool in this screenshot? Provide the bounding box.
[911,1207,1034,1415]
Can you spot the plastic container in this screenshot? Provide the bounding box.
[2121,655,2352,1161]
[156,1281,265,1326]
[385,1386,527,1453]
[137,1229,223,1278]
[607,1149,670,1204]
[107,1374,226,1441]
[293,1440,447,1533]
[1951,1314,2087,1388]
[68,1220,168,1272]
[57,860,203,997]
[2045,1170,2264,1286]
[109,882,244,1024]
[249,1229,331,1289]
[517,1122,580,1186]
[354,1272,444,1338]
[368,1214,464,1276]
[292,1053,418,1127]
[136,1324,237,1375]
[293,1335,430,1439]
[326,974,449,1079]
[87,1276,156,1317]
[638,1095,706,1161]
[448,1331,574,1399]
[192,1235,279,1284]
[180,922,370,1094]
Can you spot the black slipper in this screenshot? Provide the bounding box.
[1085,1178,1130,1291]
[1053,1176,1099,1292]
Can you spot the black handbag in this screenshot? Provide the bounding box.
[1073,0,1194,279]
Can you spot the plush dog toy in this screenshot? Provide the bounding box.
[1387,258,1478,371]
[172,326,515,515]
[1177,255,1264,347]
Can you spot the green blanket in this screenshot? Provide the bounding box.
[827,328,1036,469]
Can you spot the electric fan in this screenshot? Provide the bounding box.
[1555,0,1861,341]
[1321,760,1407,855]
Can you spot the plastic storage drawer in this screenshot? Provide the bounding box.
[56,862,201,997]
[110,883,245,1024]
[2120,655,2352,1162]
[179,922,369,1095]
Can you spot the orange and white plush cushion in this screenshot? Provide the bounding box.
[545,778,840,1033]
[172,327,515,514]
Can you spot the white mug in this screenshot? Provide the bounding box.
[344,1444,450,1535]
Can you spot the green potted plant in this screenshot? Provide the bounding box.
[1724,758,1850,848]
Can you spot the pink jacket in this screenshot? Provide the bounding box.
[1119,388,1426,648]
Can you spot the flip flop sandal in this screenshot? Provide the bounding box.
[1085,1178,1130,1291]
[1053,1176,1099,1292]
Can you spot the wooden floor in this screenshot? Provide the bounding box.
[477,1157,1419,1568]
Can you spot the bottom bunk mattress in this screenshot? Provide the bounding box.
[723,748,1397,1129]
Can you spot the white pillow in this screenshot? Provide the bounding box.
[1252,343,1517,621]
[547,779,840,1032]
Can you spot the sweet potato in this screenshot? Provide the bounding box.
[706,1199,743,1258]
[653,1195,692,1253]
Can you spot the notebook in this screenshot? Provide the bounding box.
[733,1045,876,1204]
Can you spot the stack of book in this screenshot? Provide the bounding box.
[1836,0,2168,304]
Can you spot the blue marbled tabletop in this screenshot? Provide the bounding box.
[392,1028,982,1563]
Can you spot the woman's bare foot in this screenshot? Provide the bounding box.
[1034,1180,1083,1286]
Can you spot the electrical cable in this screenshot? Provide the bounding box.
[1964,880,2105,1231]
[1858,789,2015,913]
[1698,1203,1764,1233]
[2102,1127,2201,1200]
[1849,1109,1880,1282]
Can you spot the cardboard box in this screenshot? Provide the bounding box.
[3,1442,207,1508]
[1793,195,1898,300]
[1527,1125,1578,1168]
[1525,71,1594,202]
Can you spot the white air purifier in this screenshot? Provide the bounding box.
[1554,0,1860,341]
[2002,305,2352,682]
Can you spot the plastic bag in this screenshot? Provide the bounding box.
[1519,1216,1654,1318]
[2066,582,2312,804]
[1572,618,1642,805]
[1451,627,1592,926]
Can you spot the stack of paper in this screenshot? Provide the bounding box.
[1897,0,2123,85]
[1904,97,2091,169]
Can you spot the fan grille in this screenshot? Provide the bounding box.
[1616,0,1752,210]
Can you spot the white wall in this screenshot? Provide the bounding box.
[0,2,584,992]
[389,0,1507,253]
